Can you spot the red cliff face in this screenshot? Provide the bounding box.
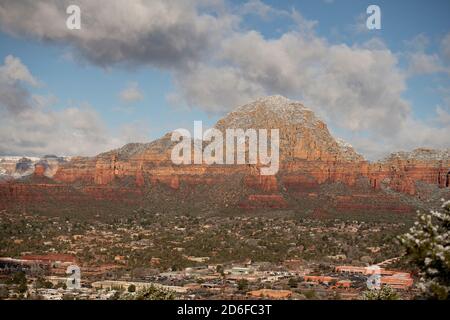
[52,156,97,184]
[2,97,449,213]
[368,149,450,195]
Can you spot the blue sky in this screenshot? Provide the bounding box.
[0,31,217,141]
[0,0,449,159]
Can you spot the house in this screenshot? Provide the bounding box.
[91,280,188,293]
[21,254,77,265]
[381,273,413,289]
[114,255,126,263]
[247,289,292,299]
[333,280,352,289]
[185,256,210,263]
[303,275,337,284]
[150,257,161,266]
[227,267,252,275]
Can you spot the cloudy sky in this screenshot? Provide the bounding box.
[0,0,449,160]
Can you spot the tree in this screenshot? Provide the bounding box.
[303,289,317,300]
[399,200,450,300]
[288,278,298,288]
[17,282,28,294]
[237,279,249,292]
[35,277,53,289]
[62,293,75,300]
[0,286,9,299]
[131,285,175,300]
[128,284,136,293]
[9,271,26,285]
[216,265,224,276]
[362,285,399,300]
[55,282,66,289]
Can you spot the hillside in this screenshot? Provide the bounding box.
[1,96,449,216]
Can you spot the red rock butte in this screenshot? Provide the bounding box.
[1,96,449,214]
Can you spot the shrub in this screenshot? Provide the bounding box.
[362,286,399,300]
[399,200,450,300]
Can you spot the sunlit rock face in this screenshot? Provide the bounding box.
[368,149,450,195]
[54,96,366,187]
[1,96,450,212]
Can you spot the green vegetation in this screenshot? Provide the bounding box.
[288,277,298,288]
[303,289,317,300]
[237,279,249,292]
[34,277,53,289]
[362,286,399,300]
[399,200,450,300]
[0,286,9,299]
[0,208,411,270]
[131,285,175,300]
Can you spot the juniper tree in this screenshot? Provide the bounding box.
[121,285,175,300]
[399,200,450,300]
[362,285,399,300]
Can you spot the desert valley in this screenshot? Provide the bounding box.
[0,96,449,300]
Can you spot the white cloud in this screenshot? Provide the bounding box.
[436,105,450,126]
[171,28,449,159]
[406,52,447,76]
[404,33,430,52]
[0,1,449,159]
[169,63,265,113]
[348,13,370,35]
[0,56,140,156]
[0,105,112,156]
[0,55,39,86]
[119,82,143,103]
[176,31,409,136]
[0,55,40,114]
[0,0,237,68]
[239,0,287,20]
[117,121,152,144]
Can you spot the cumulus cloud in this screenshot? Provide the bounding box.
[404,33,450,76]
[436,105,450,126]
[0,55,139,156]
[239,0,287,20]
[176,31,410,135]
[348,13,371,35]
[119,82,143,103]
[0,55,39,114]
[0,55,39,86]
[406,52,448,76]
[0,0,449,159]
[404,33,430,52]
[0,0,237,68]
[0,104,113,156]
[170,28,449,158]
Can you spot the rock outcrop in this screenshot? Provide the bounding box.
[1,96,449,214]
[368,148,450,195]
[0,155,69,180]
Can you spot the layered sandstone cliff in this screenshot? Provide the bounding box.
[1,96,449,213]
[368,148,450,195]
[0,155,68,180]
